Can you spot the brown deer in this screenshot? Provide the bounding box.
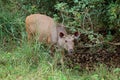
[25,14,79,55]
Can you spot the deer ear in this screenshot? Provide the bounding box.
[73,32,80,39]
[59,32,64,38]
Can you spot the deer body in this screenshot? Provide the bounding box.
[25,14,79,54]
[25,14,58,44]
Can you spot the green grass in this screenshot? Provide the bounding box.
[0,42,120,80]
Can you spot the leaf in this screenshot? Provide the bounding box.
[113,68,120,73]
[74,0,78,3]
[91,74,99,80]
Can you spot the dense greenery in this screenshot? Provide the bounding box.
[0,43,120,80]
[0,0,120,80]
[0,0,120,41]
[0,0,120,51]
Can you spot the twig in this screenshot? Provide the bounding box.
[88,13,94,31]
[82,7,94,31]
[61,12,64,24]
[82,11,87,30]
[104,41,120,46]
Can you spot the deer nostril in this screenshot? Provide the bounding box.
[69,49,74,54]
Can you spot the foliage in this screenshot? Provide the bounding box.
[53,1,120,53]
[0,42,120,80]
[55,0,120,29]
[0,0,25,42]
[0,0,120,42]
[0,0,120,79]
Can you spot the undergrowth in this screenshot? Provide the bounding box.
[0,41,120,80]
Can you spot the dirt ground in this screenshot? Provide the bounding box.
[64,34,120,70]
[65,49,120,70]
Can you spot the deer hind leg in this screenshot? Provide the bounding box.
[27,33,32,41]
[26,26,33,41]
[47,36,51,44]
[49,43,56,57]
[27,30,35,41]
[47,36,55,56]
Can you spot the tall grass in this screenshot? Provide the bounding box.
[0,41,120,80]
[0,1,120,79]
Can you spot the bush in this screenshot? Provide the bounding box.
[0,0,120,47]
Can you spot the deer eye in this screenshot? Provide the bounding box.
[65,40,67,43]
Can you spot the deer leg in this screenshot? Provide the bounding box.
[28,33,31,41]
[49,43,56,57]
[60,50,65,70]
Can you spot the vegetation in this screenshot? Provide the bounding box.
[0,43,120,80]
[0,0,120,80]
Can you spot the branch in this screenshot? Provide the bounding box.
[105,42,120,46]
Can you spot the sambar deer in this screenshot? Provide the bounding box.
[25,14,79,55]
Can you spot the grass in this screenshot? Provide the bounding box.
[0,41,120,80]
